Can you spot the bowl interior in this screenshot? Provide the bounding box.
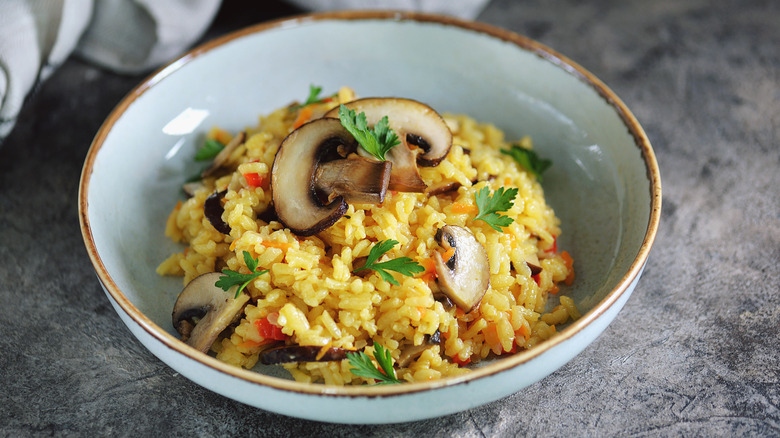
[83,15,655,385]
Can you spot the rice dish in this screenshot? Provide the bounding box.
[157,87,578,385]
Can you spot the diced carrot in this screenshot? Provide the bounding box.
[211,127,233,145]
[516,324,529,339]
[262,240,292,251]
[441,247,456,263]
[237,339,274,349]
[450,202,478,214]
[419,258,437,282]
[549,283,559,295]
[561,250,575,286]
[292,106,313,130]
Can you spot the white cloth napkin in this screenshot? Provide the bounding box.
[0,0,489,141]
[0,0,220,140]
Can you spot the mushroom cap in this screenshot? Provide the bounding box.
[271,118,357,236]
[172,272,249,353]
[325,97,453,191]
[433,225,490,312]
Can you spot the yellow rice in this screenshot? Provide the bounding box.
[157,87,578,385]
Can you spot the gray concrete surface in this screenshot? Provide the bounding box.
[1,0,778,435]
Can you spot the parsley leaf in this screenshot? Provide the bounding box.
[215,251,269,298]
[195,139,224,161]
[352,239,425,286]
[474,186,518,232]
[501,145,552,181]
[338,105,400,161]
[346,344,403,385]
[302,84,323,105]
[291,84,335,110]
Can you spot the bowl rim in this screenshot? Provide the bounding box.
[78,10,662,397]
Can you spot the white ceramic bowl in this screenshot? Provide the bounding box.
[79,11,661,424]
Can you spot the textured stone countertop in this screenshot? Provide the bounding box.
[1,0,778,436]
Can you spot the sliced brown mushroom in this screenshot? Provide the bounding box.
[182,181,205,198]
[426,181,462,197]
[201,131,246,178]
[172,272,249,353]
[204,190,230,234]
[324,97,453,192]
[260,345,356,364]
[397,330,442,367]
[433,225,490,312]
[524,252,543,276]
[271,118,391,236]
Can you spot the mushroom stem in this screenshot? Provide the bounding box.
[314,155,391,204]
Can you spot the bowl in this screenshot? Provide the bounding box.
[79,11,661,424]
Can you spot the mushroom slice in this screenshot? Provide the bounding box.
[204,190,230,234]
[182,181,205,198]
[201,131,246,178]
[397,330,442,367]
[314,154,391,204]
[325,97,453,191]
[426,181,462,197]
[271,118,372,236]
[433,225,490,312]
[524,252,543,276]
[172,272,249,353]
[260,345,355,364]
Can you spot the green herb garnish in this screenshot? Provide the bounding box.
[347,344,403,385]
[501,145,552,181]
[215,251,269,298]
[195,139,224,161]
[338,105,400,161]
[352,239,424,286]
[292,84,334,110]
[474,186,518,232]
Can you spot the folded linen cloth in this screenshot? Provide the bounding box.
[0,0,489,141]
[0,0,220,140]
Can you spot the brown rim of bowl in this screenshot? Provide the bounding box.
[78,10,662,398]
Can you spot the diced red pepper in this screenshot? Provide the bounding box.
[255,314,288,341]
[545,236,558,253]
[452,355,471,367]
[244,172,269,189]
[532,273,541,286]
